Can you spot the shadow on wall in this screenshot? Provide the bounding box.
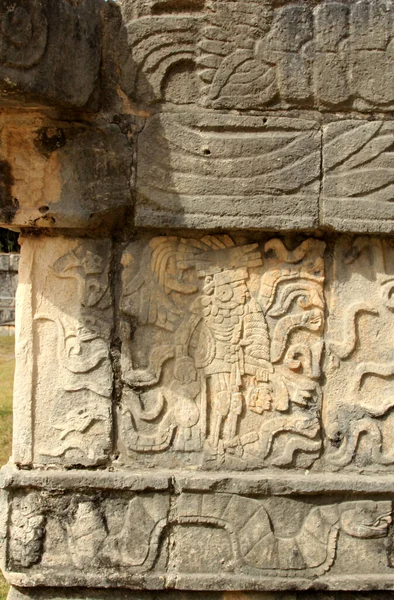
[0,229,19,254]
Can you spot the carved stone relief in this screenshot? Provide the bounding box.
[14,233,394,478]
[322,121,394,233]
[5,0,394,597]
[136,114,321,229]
[0,0,48,69]
[118,234,325,469]
[4,487,393,588]
[324,237,394,471]
[121,0,394,111]
[8,492,46,569]
[13,237,113,467]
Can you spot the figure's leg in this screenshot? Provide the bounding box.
[209,373,231,450]
[223,391,243,443]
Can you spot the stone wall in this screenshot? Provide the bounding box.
[2,0,394,599]
[0,254,19,335]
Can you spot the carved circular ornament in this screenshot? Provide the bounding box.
[0,0,48,69]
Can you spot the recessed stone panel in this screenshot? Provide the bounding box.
[324,236,394,470]
[13,237,113,467]
[136,114,321,229]
[322,121,394,233]
[118,233,325,469]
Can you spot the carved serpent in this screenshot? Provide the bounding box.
[79,494,391,576]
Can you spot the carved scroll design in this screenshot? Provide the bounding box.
[0,1,48,69]
[325,238,394,469]
[119,235,325,469]
[33,241,113,465]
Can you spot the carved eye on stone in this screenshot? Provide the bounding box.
[5,7,33,46]
[380,280,394,311]
[0,1,48,69]
[216,284,233,302]
[298,295,309,309]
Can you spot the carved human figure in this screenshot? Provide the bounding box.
[174,266,271,454]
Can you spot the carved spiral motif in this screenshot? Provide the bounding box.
[0,1,48,69]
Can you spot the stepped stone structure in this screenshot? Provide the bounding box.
[3,1,394,599]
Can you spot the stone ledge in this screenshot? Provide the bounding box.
[4,466,394,495]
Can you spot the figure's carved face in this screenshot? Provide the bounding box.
[340,501,392,538]
[16,493,39,517]
[215,281,248,307]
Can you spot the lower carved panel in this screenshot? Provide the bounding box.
[3,482,394,590]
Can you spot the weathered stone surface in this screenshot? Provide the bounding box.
[9,232,394,589]
[324,237,394,471]
[1,475,393,589]
[136,114,321,229]
[0,114,133,230]
[0,0,103,110]
[119,234,324,468]
[13,237,113,467]
[120,0,394,112]
[5,0,394,597]
[7,591,298,600]
[322,121,394,233]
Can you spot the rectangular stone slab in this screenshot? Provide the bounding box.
[1,471,394,591]
[14,232,394,475]
[12,237,113,467]
[322,121,394,233]
[135,113,321,229]
[0,115,133,231]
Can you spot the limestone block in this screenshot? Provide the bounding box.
[0,115,132,231]
[120,0,394,112]
[1,471,393,589]
[322,121,394,233]
[0,0,103,110]
[118,233,325,468]
[324,237,394,471]
[136,114,321,229]
[13,237,113,467]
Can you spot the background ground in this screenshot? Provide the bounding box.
[0,336,15,600]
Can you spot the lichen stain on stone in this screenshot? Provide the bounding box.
[0,124,62,215]
[34,128,66,158]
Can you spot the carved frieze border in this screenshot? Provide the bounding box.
[2,468,394,591]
